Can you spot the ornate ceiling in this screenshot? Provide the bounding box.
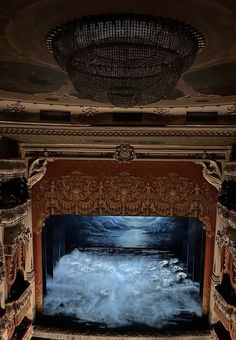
[0,0,236,111]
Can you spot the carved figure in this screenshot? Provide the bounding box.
[197,160,222,191]
[28,159,50,189]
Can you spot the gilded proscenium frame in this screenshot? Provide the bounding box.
[32,164,217,316]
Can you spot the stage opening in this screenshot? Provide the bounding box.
[40,215,207,335]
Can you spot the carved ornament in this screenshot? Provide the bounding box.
[0,200,31,226]
[114,144,136,163]
[213,289,236,329]
[0,161,26,180]
[216,229,236,259]
[218,203,236,230]
[5,253,17,285]
[34,171,216,237]
[28,159,53,189]
[196,160,222,191]
[4,224,30,256]
[5,285,32,324]
[81,107,99,116]
[5,241,27,286]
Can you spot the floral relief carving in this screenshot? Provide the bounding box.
[34,171,216,236]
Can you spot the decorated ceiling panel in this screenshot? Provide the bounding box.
[0,0,236,109]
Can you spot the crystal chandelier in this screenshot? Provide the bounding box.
[46,14,205,107]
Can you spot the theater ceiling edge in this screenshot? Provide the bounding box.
[0,0,236,112]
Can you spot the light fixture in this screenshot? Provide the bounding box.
[46,14,205,107]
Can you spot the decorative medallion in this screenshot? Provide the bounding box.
[114,144,136,163]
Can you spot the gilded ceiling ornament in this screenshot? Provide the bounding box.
[226,104,236,115]
[81,107,99,117]
[153,107,171,119]
[4,102,25,113]
[224,104,236,123]
[114,144,136,163]
[1,102,31,122]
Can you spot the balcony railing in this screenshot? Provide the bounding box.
[5,284,32,327]
[213,289,236,337]
[218,203,236,230]
[0,200,31,226]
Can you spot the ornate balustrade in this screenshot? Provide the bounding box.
[216,228,236,259]
[218,203,236,230]
[0,200,31,226]
[5,284,32,327]
[213,289,236,339]
[4,225,30,256]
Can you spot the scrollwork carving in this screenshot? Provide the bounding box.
[28,159,53,189]
[34,171,216,237]
[196,160,222,191]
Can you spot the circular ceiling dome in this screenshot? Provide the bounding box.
[46,14,205,107]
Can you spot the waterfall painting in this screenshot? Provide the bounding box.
[43,216,205,333]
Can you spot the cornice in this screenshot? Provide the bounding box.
[1,124,236,138]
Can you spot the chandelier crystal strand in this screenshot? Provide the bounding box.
[46,14,205,107]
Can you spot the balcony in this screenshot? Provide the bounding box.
[213,289,236,339]
[11,317,33,340]
[218,203,236,230]
[4,224,30,256]
[0,200,31,226]
[5,284,32,327]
